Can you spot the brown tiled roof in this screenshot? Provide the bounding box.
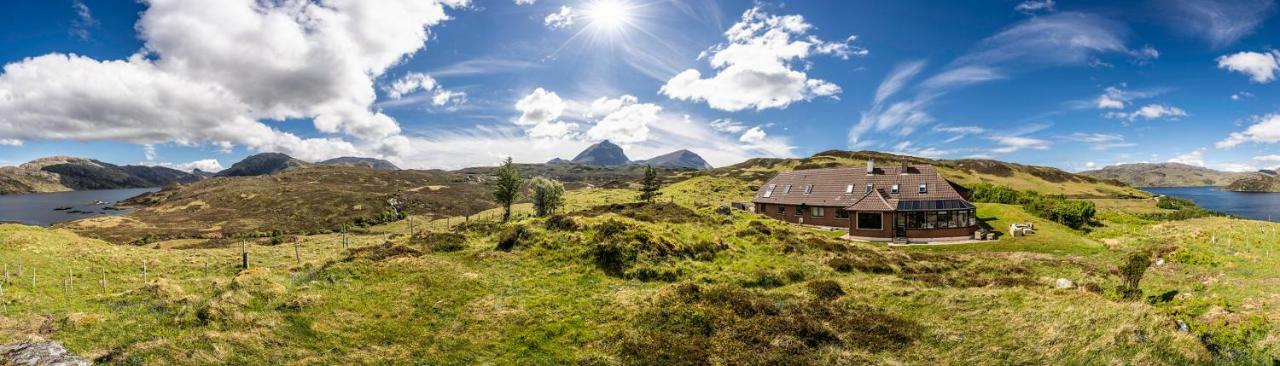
[751,164,967,210]
[847,189,895,211]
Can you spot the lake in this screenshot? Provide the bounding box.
[0,188,158,226]
[1142,186,1280,222]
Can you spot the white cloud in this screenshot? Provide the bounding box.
[1216,50,1280,83]
[0,139,23,146]
[383,72,466,108]
[1132,104,1188,121]
[990,136,1051,154]
[588,95,638,117]
[586,102,661,144]
[660,7,865,112]
[1160,0,1275,47]
[544,6,576,29]
[0,0,470,163]
[141,159,225,173]
[709,119,748,134]
[1168,149,1206,167]
[934,126,985,135]
[739,126,767,143]
[143,144,157,161]
[1064,132,1135,150]
[1095,86,1129,109]
[514,0,535,5]
[1015,0,1056,13]
[515,88,566,126]
[1218,114,1280,148]
[1232,91,1255,100]
[70,0,99,40]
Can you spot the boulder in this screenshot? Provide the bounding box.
[0,341,90,366]
[715,205,732,215]
[1175,320,1189,333]
[1054,278,1075,289]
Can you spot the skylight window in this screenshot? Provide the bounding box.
[783,184,792,194]
[804,184,813,194]
[762,184,775,198]
[919,182,927,193]
[846,184,854,193]
[891,184,899,194]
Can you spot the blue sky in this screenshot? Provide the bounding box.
[1,0,1278,172]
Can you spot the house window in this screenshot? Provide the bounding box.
[919,182,927,193]
[937,211,952,228]
[783,185,792,194]
[804,184,814,194]
[845,184,854,193]
[856,212,883,230]
[835,209,849,219]
[795,207,803,216]
[925,212,937,229]
[762,184,776,198]
[891,184,899,194]
[810,207,825,217]
[777,205,786,214]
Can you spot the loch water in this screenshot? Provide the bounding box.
[0,188,158,226]
[1142,186,1280,222]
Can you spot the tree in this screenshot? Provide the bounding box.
[530,176,565,217]
[1118,250,1152,301]
[493,157,523,222]
[639,165,661,203]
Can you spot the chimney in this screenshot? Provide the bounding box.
[866,160,875,175]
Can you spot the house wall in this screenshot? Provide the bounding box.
[757,203,850,227]
[849,211,893,238]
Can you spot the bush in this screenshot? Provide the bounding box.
[544,214,580,231]
[586,219,722,280]
[969,183,1022,204]
[411,232,467,252]
[969,183,1095,230]
[495,224,531,252]
[807,280,845,300]
[1117,250,1152,301]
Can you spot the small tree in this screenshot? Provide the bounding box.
[530,176,565,217]
[1118,250,1153,300]
[493,157,523,222]
[639,165,661,203]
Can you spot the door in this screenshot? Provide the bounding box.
[894,213,907,237]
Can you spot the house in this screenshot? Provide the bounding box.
[751,160,978,242]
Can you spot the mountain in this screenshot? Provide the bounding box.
[635,149,712,170]
[0,156,202,194]
[1079,162,1249,187]
[546,158,572,164]
[1225,170,1280,192]
[571,140,630,166]
[215,153,311,177]
[319,157,400,170]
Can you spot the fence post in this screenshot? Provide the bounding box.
[241,239,249,269]
[294,242,301,264]
[101,267,107,293]
[142,261,148,283]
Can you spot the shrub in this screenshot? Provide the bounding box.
[529,177,565,217]
[586,219,722,280]
[495,224,531,252]
[544,214,580,231]
[807,280,845,300]
[1117,250,1152,301]
[411,232,467,252]
[969,183,1022,204]
[969,183,1096,230]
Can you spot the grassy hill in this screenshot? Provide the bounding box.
[1080,162,1254,187]
[59,165,495,244]
[700,150,1149,198]
[0,170,1275,363]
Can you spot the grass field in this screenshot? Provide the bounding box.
[0,171,1275,364]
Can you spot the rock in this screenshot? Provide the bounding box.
[1155,257,1165,266]
[715,205,732,215]
[1175,319,1189,333]
[1054,278,1074,289]
[0,341,90,366]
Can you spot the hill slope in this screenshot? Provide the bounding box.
[571,140,630,166]
[1225,171,1280,192]
[635,149,712,170]
[0,156,203,194]
[707,150,1149,198]
[215,153,311,177]
[319,156,400,170]
[62,165,495,243]
[1079,162,1249,187]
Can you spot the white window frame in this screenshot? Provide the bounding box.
[845,184,854,193]
[783,184,792,194]
[810,207,825,217]
[919,182,927,194]
[804,184,814,194]
[891,184,899,194]
[865,183,873,193]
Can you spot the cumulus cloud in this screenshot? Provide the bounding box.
[660,7,865,112]
[514,0,535,5]
[515,88,566,126]
[383,72,465,107]
[1232,91,1255,100]
[1105,104,1188,122]
[0,0,469,162]
[1216,50,1280,83]
[586,102,661,144]
[1168,149,1206,167]
[709,119,748,134]
[1218,114,1280,148]
[588,95,639,117]
[739,126,767,143]
[545,6,576,29]
[1158,0,1275,47]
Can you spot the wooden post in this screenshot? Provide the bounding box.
[342,227,348,249]
[68,269,73,292]
[101,267,107,293]
[142,261,148,283]
[3,263,7,284]
[204,261,209,277]
[16,260,20,277]
[409,216,414,236]
[294,242,301,264]
[241,239,249,269]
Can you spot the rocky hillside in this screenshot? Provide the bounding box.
[635,149,712,170]
[1079,162,1250,187]
[0,156,203,194]
[214,153,311,177]
[61,165,495,243]
[708,150,1149,198]
[571,140,631,166]
[319,156,400,170]
[1225,171,1280,192]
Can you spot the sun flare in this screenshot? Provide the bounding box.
[584,0,634,31]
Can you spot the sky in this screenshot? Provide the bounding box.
[1,0,1279,172]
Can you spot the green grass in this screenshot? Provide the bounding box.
[0,177,1275,364]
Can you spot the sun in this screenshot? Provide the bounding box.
[584,0,635,32]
